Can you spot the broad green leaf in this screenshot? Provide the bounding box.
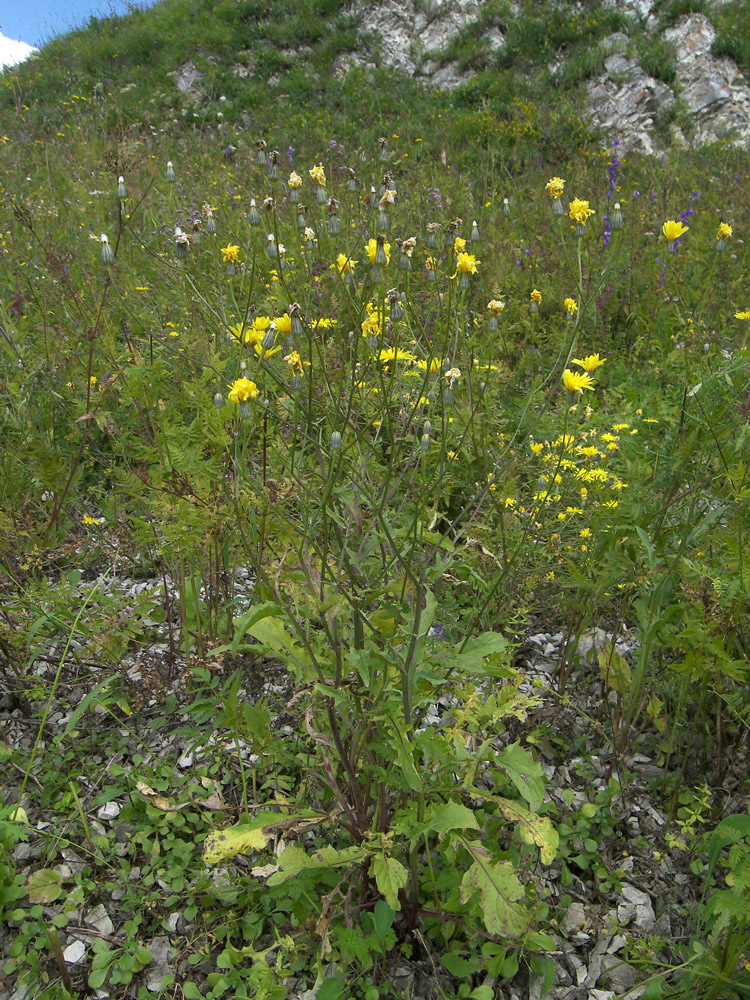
[495,797,558,864]
[496,742,544,811]
[469,986,495,1000]
[228,603,283,655]
[266,844,369,886]
[317,973,345,1000]
[247,616,297,652]
[641,976,665,1000]
[441,953,482,978]
[411,800,480,843]
[460,843,531,938]
[26,868,63,904]
[373,900,395,939]
[372,853,408,911]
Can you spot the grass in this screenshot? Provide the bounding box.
[2,1,750,998]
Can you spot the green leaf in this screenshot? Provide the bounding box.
[530,954,554,996]
[469,986,495,1000]
[411,800,480,844]
[441,952,482,978]
[26,868,63,904]
[496,742,544,811]
[267,844,369,886]
[373,900,395,940]
[317,973,345,1000]
[641,977,665,1000]
[495,797,558,864]
[182,984,203,999]
[385,720,421,791]
[372,853,408,911]
[460,843,531,938]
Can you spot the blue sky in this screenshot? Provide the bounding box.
[2,0,161,48]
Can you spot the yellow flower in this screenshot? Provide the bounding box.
[546,176,565,200]
[274,313,292,334]
[221,244,240,263]
[89,376,97,386]
[284,351,306,376]
[530,442,544,455]
[425,255,434,271]
[487,299,505,315]
[662,220,688,242]
[717,222,733,240]
[571,353,606,372]
[365,238,390,265]
[454,252,479,275]
[83,514,99,525]
[309,164,326,186]
[415,357,443,372]
[569,198,595,225]
[335,252,357,275]
[735,310,750,320]
[530,289,542,304]
[377,347,417,364]
[288,171,302,189]
[454,236,467,254]
[228,377,259,403]
[361,312,382,339]
[564,297,578,315]
[563,369,595,394]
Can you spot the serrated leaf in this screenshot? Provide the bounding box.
[460,844,531,938]
[495,797,558,864]
[266,844,369,886]
[496,742,544,811]
[26,868,63,904]
[372,853,408,911]
[412,800,480,843]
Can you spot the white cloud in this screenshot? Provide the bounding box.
[0,32,38,72]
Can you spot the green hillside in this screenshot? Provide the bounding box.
[2,2,750,999]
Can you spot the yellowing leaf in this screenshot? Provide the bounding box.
[203,823,273,864]
[495,797,559,865]
[460,843,531,938]
[26,868,63,904]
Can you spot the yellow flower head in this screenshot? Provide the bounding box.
[546,176,565,200]
[377,347,417,364]
[563,369,595,394]
[530,441,544,455]
[454,236,467,254]
[735,310,750,320]
[284,351,306,376]
[571,353,606,373]
[228,377,259,404]
[335,252,357,275]
[288,171,302,189]
[274,313,292,334]
[564,297,578,315]
[425,255,434,271]
[569,198,595,225]
[662,220,689,242]
[361,312,382,339]
[309,164,326,186]
[717,222,733,240]
[221,244,240,264]
[455,252,479,275]
[365,238,390,265]
[487,299,505,315]
[530,289,542,304]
